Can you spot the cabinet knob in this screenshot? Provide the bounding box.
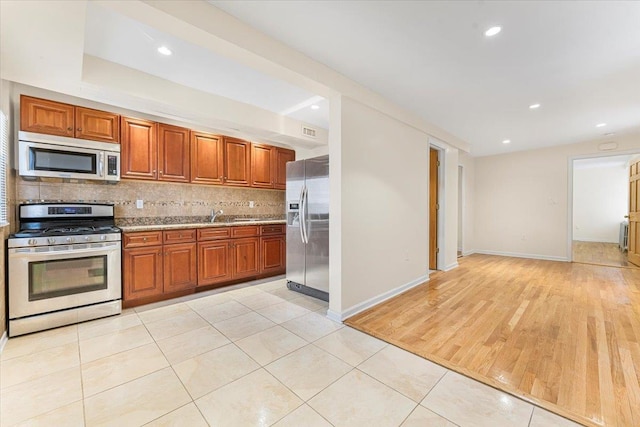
[77,127,82,131]
[143,237,147,242]
[67,127,73,131]
[224,176,227,180]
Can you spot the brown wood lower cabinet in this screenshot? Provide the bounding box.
[260,235,286,275]
[198,240,232,287]
[123,246,164,301]
[123,224,286,306]
[163,242,197,292]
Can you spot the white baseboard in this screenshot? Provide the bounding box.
[442,262,458,271]
[325,309,342,323]
[462,250,476,256]
[475,250,569,262]
[0,331,7,355]
[573,238,618,244]
[332,274,429,322]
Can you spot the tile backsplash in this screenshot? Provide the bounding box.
[16,178,286,223]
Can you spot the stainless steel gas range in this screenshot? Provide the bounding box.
[8,202,122,337]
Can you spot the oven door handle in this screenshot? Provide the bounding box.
[9,243,120,259]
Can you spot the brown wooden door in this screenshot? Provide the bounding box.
[629,159,640,267]
[75,107,120,143]
[121,117,157,180]
[274,148,295,190]
[232,237,260,279]
[260,235,285,275]
[191,131,224,185]
[123,246,164,301]
[20,96,74,137]
[158,124,190,182]
[429,148,439,270]
[163,243,197,292]
[251,143,275,188]
[198,240,232,286]
[223,137,251,186]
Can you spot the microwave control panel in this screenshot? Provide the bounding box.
[107,155,118,176]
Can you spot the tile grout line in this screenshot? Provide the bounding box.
[418,370,464,427]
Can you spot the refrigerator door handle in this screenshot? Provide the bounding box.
[299,185,306,244]
[302,186,310,244]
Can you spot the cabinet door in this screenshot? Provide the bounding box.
[191,131,224,185]
[164,243,197,292]
[123,247,163,301]
[232,237,260,279]
[121,117,157,180]
[20,96,74,137]
[75,107,120,143]
[198,241,232,286]
[158,124,190,183]
[274,148,296,189]
[260,235,285,275]
[251,143,275,188]
[223,137,251,187]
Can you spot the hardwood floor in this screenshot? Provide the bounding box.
[573,240,639,269]
[345,254,640,427]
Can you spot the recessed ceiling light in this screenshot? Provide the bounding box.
[485,26,502,37]
[529,103,541,109]
[502,139,511,144]
[157,46,172,56]
[596,123,607,128]
[310,105,320,110]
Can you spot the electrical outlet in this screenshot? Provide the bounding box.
[136,199,144,209]
[249,201,254,208]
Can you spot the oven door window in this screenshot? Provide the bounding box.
[30,147,97,174]
[29,255,108,301]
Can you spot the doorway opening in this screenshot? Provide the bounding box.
[570,153,639,268]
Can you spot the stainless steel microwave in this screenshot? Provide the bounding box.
[18,131,120,182]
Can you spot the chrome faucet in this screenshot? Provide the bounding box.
[210,209,223,223]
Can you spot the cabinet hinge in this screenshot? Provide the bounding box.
[437,161,441,166]
[436,248,440,253]
[435,204,440,210]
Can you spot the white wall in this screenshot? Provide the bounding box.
[459,151,475,256]
[475,133,640,260]
[573,163,629,243]
[332,97,430,317]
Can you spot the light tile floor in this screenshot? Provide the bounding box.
[0,278,581,427]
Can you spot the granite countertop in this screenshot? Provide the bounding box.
[119,219,286,233]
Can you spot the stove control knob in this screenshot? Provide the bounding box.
[84,236,91,242]
[47,238,56,245]
[66,237,75,243]
[28,239,38,246]
[100,235,107,241]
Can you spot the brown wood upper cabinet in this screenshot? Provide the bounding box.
[251,144,296,189]
[20,95,120,143]
[121,117,157,180]
[223,137,251,187]
[191,131,224,185]
[274,147,295,189]
[158,124,190,183]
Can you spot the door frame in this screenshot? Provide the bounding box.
[429,143,446,270]
[566,149,640,262]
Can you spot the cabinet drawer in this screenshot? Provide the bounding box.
[198,227,231,241]
[163,229,196,244]
[123,231,163,248]
[260,224,285,235]
[231,226,260,238]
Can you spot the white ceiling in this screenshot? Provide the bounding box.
[211,1,640,156]
[83,3,329,129]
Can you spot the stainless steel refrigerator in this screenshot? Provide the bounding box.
[286,155,329,301]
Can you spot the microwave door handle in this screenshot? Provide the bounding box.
[98,153,104,177]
